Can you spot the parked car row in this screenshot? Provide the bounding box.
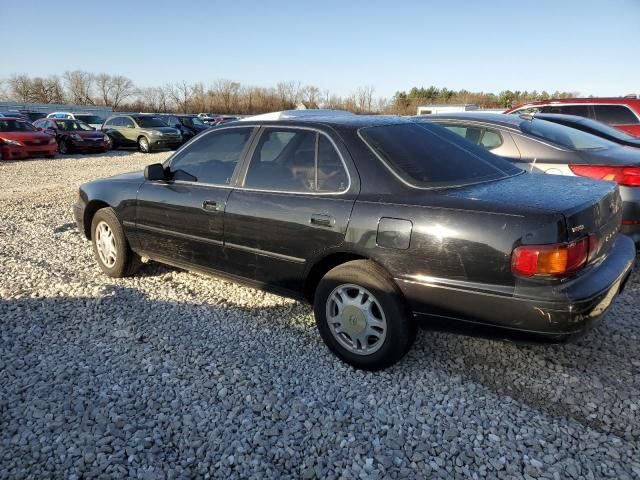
[74,109,636,370]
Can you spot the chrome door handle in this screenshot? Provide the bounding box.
[202,200,220,211]
[310,214,334,227]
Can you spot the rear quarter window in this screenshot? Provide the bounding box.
[593,105,639,125]
[360,123,521,188]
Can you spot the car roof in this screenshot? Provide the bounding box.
[416,112,526,129]
[239,112,408,129]
[511,97,640,109]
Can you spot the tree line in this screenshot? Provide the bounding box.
[0,70,580,115]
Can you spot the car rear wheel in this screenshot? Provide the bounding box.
[58,139,70,154]
[138,136,151,153]
[91,207,141,278]
[314,260,416,370]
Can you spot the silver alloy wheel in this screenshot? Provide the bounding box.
[326,283,387,355]
[59,140,67,154]
[139,137,149,152]
[95,221,117,268]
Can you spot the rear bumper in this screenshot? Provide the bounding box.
[398,234,635,339]
[1,144,57,160]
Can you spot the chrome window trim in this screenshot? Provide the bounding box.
[162,124,352,196]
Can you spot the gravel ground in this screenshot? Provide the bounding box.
[1,151,639,479]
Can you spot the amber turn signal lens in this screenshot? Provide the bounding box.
[512,237,589,277]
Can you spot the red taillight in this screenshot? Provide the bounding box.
[569,164,640,187]
[512,237,590,277]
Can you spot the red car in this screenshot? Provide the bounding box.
[505,97,640,137]
[33,118,112,154]
[0,117,57,160]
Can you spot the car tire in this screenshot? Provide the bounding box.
[91,207,141,278]
[58,139,70,154]
[45,155,55,159]
[313,260,416,370]
[138,136,151,153]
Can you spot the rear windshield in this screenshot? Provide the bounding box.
[360,122,521,188]
[575,118,637,141]
[520,118,613,151]
[0,120,37,132]
[134,117,168,128]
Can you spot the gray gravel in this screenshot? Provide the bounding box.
[1,151,640,479]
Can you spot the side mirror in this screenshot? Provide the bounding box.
[144,163,166,181]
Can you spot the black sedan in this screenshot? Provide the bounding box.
[415,113,640,243]
[73,114,635,369]
[157,114,211,143]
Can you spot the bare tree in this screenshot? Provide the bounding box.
[95,73,112,106]
[109,75,135,110]
[169,81,193,113]
[356,85,375,113]
[7,74,33,103]
[63,70,95,105]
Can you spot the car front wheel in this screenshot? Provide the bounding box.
[138,136,151,153]
[314,260,416,370]
[58,139,70,154]
[91,207,141,277]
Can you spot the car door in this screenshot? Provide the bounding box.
[134,126,256,271]
[224,126,357,294]
[120,117,137,145]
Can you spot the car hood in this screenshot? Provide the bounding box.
[71,130,106,139]
[577,146,640,166]
[0,131,53,142]
[107,171,145,182]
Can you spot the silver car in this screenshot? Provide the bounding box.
[414,113,640,243]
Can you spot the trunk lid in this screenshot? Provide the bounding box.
[443,172,622,260]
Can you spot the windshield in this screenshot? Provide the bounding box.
[520,118,613,151]
[75,115,104,125]
[360,122,521,188]
[55,120,94,131]
[135,116,168,128]
[0,120,37,132]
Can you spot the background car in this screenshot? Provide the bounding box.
[533,113,640,149]
[505,97,640,137]
[46,112,105,129]
[34,118,111,154]
[101,114,182,152]
[0,111,28,121]
[414,113,640,243]
[73,113,634,370]
[20,111,48,122]
[157,114,210,143]
[0,117,57,160]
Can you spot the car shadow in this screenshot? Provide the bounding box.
[2,274,638,444]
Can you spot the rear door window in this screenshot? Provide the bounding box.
[480,129,503,149]
[361,123,520,188]
[243,128,349,193]
[593,105,639,125]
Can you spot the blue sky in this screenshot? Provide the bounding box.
[2,0,639,98]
